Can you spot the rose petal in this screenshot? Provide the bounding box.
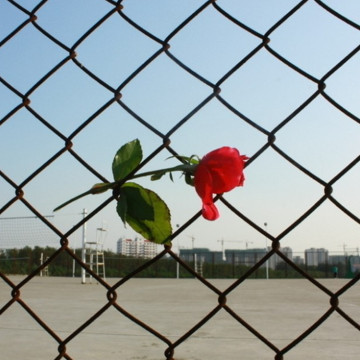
[194,146,248,221]
[202,202,220,221]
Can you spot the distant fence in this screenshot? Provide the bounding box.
[1,1,359,359]
[1,247,359,279]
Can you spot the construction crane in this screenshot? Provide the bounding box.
[245,241,254,249]
[217,239,243,261]
[187,235,195,249]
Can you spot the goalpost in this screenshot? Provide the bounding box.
[0,215,59,250]
[0,215,60,276]
[1,212,107,281]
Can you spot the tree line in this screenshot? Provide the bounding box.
[0,246,354,279]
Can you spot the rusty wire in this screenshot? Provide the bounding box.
[1,0,360,359]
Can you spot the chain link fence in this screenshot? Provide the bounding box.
[1,0,359,359]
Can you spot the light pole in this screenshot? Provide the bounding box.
[81,208,87,284]
[264,222,269,280]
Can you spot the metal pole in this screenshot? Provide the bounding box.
[264,222,269,280]
[40,252,43,277]
[81,208,87,284]
[72,249,75,278]
[176,260,180,279]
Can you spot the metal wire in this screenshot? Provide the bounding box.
[1,0,359,359]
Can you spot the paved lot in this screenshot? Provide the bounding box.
[0,276,359,359]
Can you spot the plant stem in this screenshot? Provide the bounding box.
[53,189,94,212]
[131,164,196,179]
[53,164,196,212]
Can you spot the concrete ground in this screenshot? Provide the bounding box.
[0,276,359,359]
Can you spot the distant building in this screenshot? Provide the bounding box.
[179,246,294,269]
[293,256,304,265]
[282,247,293,259]
[225,248,266,266]
[117,237,158,258]
[224,247,293,270]
[179,248,223,264]
[305,248,329,266]
[268,246,293,270]
[328,255,347,265]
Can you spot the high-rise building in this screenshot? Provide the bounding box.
[117,237,158,258]
[268,246,293,269]
[305,248,329,266]
[140,239,158,258]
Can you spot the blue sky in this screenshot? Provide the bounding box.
[1,0,359,256]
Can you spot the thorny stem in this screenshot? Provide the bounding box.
[53,163,196,212]
[131,164,196,179]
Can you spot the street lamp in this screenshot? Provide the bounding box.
[264,222,269,280]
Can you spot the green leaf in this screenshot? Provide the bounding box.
[117,182,172,244]
[112,139,142,181]
[116,192,128,226]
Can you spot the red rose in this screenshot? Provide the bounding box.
[194,147,248,220]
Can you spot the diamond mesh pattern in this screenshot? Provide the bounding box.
[1,1,359,359]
